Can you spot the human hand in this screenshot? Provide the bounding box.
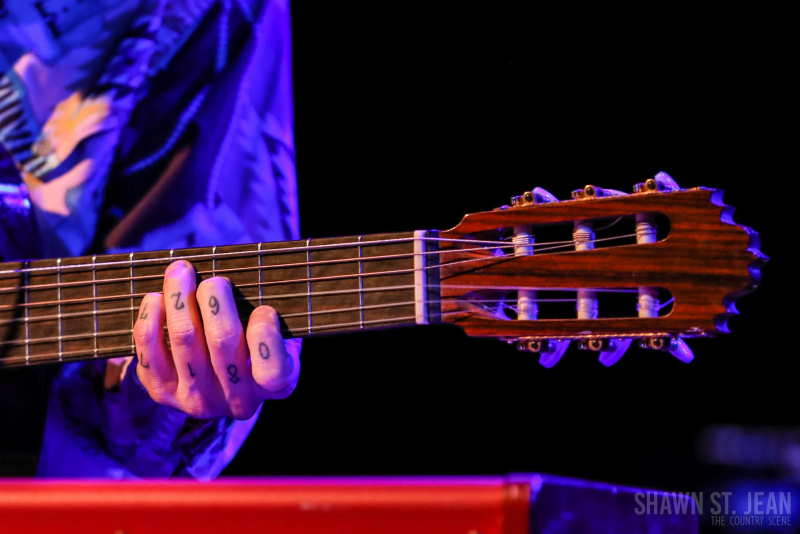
[133,260,301,420]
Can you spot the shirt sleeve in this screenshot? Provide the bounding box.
[30,0,297,479]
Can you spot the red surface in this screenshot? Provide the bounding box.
[0,477,530,534]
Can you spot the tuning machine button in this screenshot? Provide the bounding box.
[515,338,570,368]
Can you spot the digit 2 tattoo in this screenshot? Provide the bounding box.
[171,291,185,310]
[209,295,220,315]
[258,342,270,360]
[139,303,148,319]
[227,364,241,384]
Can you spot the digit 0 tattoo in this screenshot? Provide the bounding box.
[139,303,148,319]
[171,291,185,310]
[139,351,150,369]
[209,295,220,315]
[258,342,270,360]
[227,364,240,384]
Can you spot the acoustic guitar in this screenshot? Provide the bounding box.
[0,172,766,369]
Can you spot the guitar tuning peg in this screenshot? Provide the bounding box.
[531,187,558,202]
[634,172,681,194]
[667,338,694,363]
[598,338,633,367]
[509,187,558,209]
[538,339,570,368]
[514,338,570,368]
[638,336,695,364]
[654,171,680,190]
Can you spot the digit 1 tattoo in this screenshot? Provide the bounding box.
[227,364,241,384]
[171,291,185,310]
[258,342,270,360]
[139,351,150,369]
[139,303,148,319]
[209,295,220,315]
[188,363,196,377]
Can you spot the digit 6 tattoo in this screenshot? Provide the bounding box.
[209,295,220,315]
[171,291,185,310]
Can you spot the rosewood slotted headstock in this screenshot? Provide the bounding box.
[433,174,766,366]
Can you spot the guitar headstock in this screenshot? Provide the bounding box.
[433,173,766,367]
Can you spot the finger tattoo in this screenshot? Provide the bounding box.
[139,303,148,319]
[171,291,185,310]
[139,351,150,369]
[258,342,270,360]
[227,364,240,384]
[209,295,220,315]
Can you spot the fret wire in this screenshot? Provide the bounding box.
[212,246,217,276]
[358,235,364,329]
[57,258,63,362]
[93,256,98,357]
[0,233,639,296]
[258,242,263,307]
[306,238,312,334]
[129,252,135,352]
[24,260,30,365]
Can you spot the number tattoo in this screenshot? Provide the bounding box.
[227,364,240,384]
[139,351,149,369]
[171,291,185,310]
[139,303,148,319]
[258,342,270,360]
[209,295,220,315]
[188,363,196,377]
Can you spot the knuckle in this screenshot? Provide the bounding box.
[228,398,260,421]
[169,318,197,346]
[206,323,242,353]
[133,318,156,346]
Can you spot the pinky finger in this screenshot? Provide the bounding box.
[246,306,299,399]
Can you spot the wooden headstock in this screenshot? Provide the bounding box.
[433,174,766,366]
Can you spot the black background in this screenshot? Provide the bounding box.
[225,1,791,511]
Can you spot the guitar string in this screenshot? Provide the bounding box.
[0,284,643,329]
[0,220,633,277]
[0,232,639,298]
[0,292,612,328]
[0,309,476,368]
[0,233,640,317]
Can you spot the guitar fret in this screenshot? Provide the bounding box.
[306,238,312,334]
[24,260,30,365]
[212,245,217,276]
[92,256,98,357]
[358,235,364,329]
[129,253,135,351]
[258,242,264,307]
[57,258,63,361]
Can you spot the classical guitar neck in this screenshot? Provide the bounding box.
[0,231,440,368]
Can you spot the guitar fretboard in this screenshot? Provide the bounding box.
[0,231,440,368]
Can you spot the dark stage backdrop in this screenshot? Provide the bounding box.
[224,3,791,522]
